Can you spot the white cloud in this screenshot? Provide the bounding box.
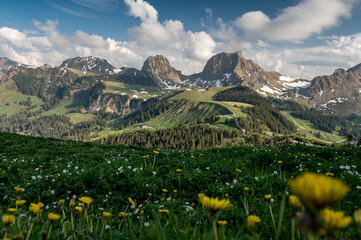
[240,32,361,79]
[234,0,355,41]
[124,0,216,72]
[0,20,142,68]
[124,0,158,23]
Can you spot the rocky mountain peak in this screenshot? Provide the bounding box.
[141,55,184,88]
[0,57,22,71]
[60,56,115,74]
[185,51,283,95]
[347,63,361,73]
[333,68,346,75]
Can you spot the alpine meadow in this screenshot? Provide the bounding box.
[1,0,361,239]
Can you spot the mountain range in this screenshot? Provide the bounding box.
[0,51,361,144]
[2,51,361,116]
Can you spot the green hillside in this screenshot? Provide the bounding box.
[0,79,43,115]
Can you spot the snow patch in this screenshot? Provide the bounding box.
[215,80,221,87]
[112,69,122,74]
[279,75,311,88]
[223,73,232,80]
[198,89,206,92]
[321,97,348,108]
[132,95,139,99]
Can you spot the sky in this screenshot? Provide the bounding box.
[0,0,361,79]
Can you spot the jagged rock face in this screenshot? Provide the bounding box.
[141,55,185,89]
[87,92,144,114]
[299,64,361,116]
[184,51,282,90]
[60,56,115,74]
[0,58,24,81]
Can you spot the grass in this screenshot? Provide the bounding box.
[127,101,233,130]
[0,80,43,115]
[0,132,361,239]
[104,81,164,99]
[282,111,345,143]
[68,113,96,124]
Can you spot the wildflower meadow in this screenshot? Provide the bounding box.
[1,132,361,239]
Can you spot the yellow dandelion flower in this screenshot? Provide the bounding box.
[162,189,168,193]
[153,150,159,154]
[69,199,76,207]
[16,200,26,207]
[325,172,334,177]
[320,209,352,230]
[8,208,16,213]
[354,210,361,224]
[16,187,24,194]
[247,215,261,229]
[75,206,82,212]
[140,210,145,215]
[39,165,44,168]
[265,194,272,200]
[128,197,136,206]
[2,215,15,225]
[37,202,44,208]
[119,212,131,217]
[173,189,177,193]
[103,212,112,219]
[236,169,242,173]
[244,187,250,192]
[290,172,349,208]
[29,204,41,215]
[142,155,147,158]
[217,220,228,226]
[225,193,229,198]
[58,199,65,206]
[48,213,61,223]
[199,154,204,156]
[159,209,169,214]
[176,169,182,173]
[278,161,283,164]
[198,194,232,211]
[12,234,22,239]
[80,196,93,206]
[289,195,303,209]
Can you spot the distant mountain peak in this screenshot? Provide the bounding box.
[60,56,115,74]
[141,55,184,89]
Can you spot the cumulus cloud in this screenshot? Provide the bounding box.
[124,0,158,23]
[124,0,216,71]
[234,0,355,41]
[240,32,361,79]
[0,20,142,68]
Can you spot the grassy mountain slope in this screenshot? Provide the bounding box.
[0,79,43,115]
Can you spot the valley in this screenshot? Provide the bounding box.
[1,51,361,147]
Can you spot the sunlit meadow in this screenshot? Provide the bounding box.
[1,132,361,239]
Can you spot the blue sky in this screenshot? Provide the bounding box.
[0,0,360,79]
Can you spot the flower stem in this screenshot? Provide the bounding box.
[47,225,53,239]
[291,218,295,240]
[212,220,219,240]
[268,205,276,235]
[26,222,33,240]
